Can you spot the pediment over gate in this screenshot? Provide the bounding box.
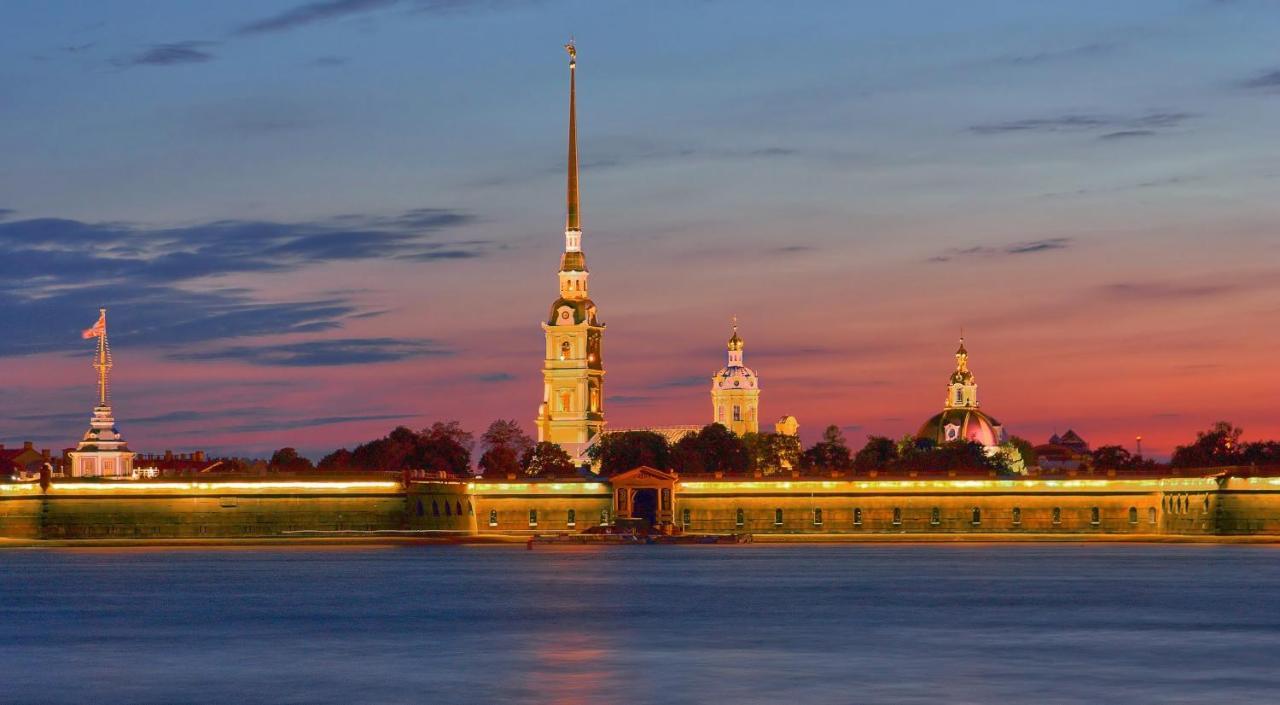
[610,466,678,487]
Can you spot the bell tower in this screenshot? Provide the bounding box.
[945,337,979,410]
[711,319,760,436]
[536,40,605,462]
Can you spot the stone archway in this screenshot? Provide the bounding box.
[609,466,677,530]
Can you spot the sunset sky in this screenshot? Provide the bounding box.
[2,0,1279,460]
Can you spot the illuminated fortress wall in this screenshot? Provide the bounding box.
[3,475,1280,541]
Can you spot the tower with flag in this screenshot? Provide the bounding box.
[67,308,135,477]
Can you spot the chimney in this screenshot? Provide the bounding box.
[164,450,174,461]
[23,441,34,450]
[194,451,206,462]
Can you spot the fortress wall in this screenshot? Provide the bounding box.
[0,488,42,539]
[1214,478,1280,534]
[404,482,478,532]
[468,481,611,535]
[6,482,407,539]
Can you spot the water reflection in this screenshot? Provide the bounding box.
[2,544,1280,704]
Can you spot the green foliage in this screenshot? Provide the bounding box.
[742,431,802,474]
[801,425,853,472]
[588,430,671,476]
[478,419,533,478]
[520,441,577,478]
[322,422,474,476]
[1005,435,1038,469]
[268,447,314,473]
[1172,421,1243,468]
[853,435,899,473]
[671,423,750,475]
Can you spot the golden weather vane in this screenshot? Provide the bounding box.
[565,38,576,62]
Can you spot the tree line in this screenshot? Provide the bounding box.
[261,419,1280,477]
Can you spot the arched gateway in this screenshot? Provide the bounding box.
[610,467,677,530]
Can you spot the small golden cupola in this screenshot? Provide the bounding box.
[916,336,1004,448]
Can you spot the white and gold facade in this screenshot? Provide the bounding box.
[711,323,760,435]
[536,41,605,462]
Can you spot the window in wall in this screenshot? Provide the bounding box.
[1148,507,1157,524]
[853,508,862,526]
[432,500,440,517]
[735,508,745,528]
[733,405,742,422]
[567,509,576,528]
[559,390,572,412]
[956,389,964,405]
[930,507,941,526]
[813,508,823,526]
[528,509,538,527]
[445,501,452,517]
[560,340,571,360]
[488,509,498,528]
[718,406,725,422]
[774,508,783,526]
[1052,507,1061,525]
[1129,507,1138,525]
[1091,507,1101,526]
[682,508,691,528]
[1012,507,1022,525]
[971,507,981,525]
[892,507,902,526]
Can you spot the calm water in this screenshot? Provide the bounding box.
[3,544,1280,705]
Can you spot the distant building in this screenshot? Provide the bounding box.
[133,450,219,477]
[711,321,760,436]
[66,309,135,477]
[1035,430,1092,471]
[916,338,1004,450]
[0,442,53,479]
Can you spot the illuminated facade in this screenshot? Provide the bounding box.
[916,338,1003,449]
[535,41,605,462]
[67,309,135,478]
[711,321,760,435]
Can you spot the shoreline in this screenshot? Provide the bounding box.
[4,532,1280,549]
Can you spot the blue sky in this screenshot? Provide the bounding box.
[2,0,1279,458]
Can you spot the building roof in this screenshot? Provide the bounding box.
[917,408,1003,447]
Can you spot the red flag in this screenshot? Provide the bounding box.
[81,311,106,339]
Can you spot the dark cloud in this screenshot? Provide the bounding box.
[769,245,815,254]
[930,238,1071,262]
[655,375,709,389]
[473,372,516,383]
[1099,130,1157,140]
[970,111,1195,136]
[169,337,452,366]
[993,42,1116,66]
[0,208,479,357]
[223,413,415,433]
[236,0,400,35]
[122,41,216,67]
[0,208,13,220]
[1241,69,1280,90]
[1102,282,1242,301]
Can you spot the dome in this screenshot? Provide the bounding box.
[714,364,758,390]
[727,327,744,352]
[916,408,1003,448]
[547,297,599,326]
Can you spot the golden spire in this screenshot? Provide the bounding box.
[565,39,580,233]
[92,308,112,406]
[951,335,973,385]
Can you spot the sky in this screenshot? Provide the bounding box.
[2,0,1279,460]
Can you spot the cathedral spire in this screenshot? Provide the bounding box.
[946,335,978,409]
[81,308,111,406]
[565,39,580,241]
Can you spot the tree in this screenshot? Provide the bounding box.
[853,435,898,473]
[801,425,853,472]
[521,441,577,477]
[1005,435,1038,469]
[743,432,801,474]
[588,430,671,476]
[671,424,749,476]
[269,447,314,473]
[478,420,533,478]
[318,448,353,471]
[1172,421,1244,468]
[893,440,1005,475]
[1091,445,1134,471]
[412,421,474,477]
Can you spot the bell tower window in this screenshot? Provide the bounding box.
[560,340,571,360]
